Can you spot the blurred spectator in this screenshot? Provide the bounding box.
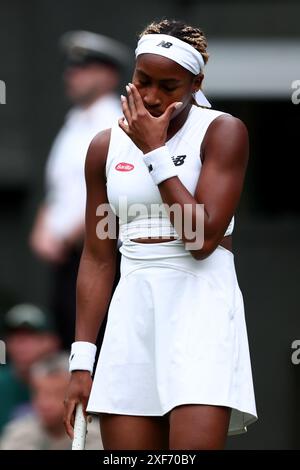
[0,303,60,435]
[30,31,131,349]
[0,353,102,449]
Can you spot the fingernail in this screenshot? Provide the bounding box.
[175,102,183,109]
[120,95,126,100]
[126,85,130,93]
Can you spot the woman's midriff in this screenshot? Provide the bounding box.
[131,235,233,253]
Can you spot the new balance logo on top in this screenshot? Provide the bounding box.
[172,155,186,167]
[157,40,173,49]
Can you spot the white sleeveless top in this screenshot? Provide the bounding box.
[106,105,234,243]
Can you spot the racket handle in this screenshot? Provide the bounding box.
[72,403,87,450]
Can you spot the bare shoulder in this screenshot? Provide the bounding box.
[202,114,249,167]
[204,114,248,147]
[85,128,112,177]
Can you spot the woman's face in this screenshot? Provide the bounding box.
[132,54,202,118]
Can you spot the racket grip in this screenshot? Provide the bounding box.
[72,403,87,450]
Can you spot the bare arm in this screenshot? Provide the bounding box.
[64,128,119,438]
[158,115,249,259]
[75,130,119,342]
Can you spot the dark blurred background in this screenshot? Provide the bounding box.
[0,0,299,449]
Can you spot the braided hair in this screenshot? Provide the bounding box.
[139,19,209,65]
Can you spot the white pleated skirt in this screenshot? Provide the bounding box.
[87,240,257,435]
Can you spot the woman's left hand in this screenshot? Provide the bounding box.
[118,83,182,154]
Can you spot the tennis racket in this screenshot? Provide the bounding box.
[72,402,87,450]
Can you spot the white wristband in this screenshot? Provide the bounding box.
[143,146,178,185]
[69,341,97,374]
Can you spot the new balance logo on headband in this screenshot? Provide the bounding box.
[157,40,173,49]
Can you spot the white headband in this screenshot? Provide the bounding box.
[135,34,211,108]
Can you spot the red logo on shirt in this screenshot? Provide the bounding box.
[115,162,134,172]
